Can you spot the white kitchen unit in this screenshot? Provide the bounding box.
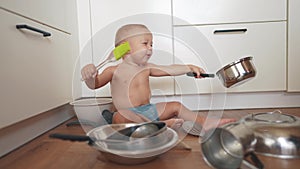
[173,0,286,25]
[0,3,77,128]
[174,22,286,94]
[85,0,174,97]
[0,0,73,33]
[173,0,287,94]
[287,0,300,92]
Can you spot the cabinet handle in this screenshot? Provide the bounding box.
[16,24,51,37]
[214,28,247,34]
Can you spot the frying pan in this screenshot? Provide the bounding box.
[187,56,256,88]
[50,121,166,144]
[49,123,178,165]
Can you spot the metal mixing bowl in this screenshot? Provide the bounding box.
[70,98,114,132]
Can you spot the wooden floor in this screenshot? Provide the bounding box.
[0,108,299,169]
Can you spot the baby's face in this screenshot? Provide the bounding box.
[127,32,153,66]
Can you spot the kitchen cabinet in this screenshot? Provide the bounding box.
[174,22,286,94]
[0,3,76,128]
[287,0,300,92]
[173,0,286,25]
[172,0,287,94]
[88,0,174,97]
[0,0,73,33]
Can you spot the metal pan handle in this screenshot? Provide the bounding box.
[244,152,264,169]
[49,133,93,143]
[186,72,215,78]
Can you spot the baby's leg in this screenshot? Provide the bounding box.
[156,101,202,123]
[156,101,235,130]
[112,109,149,124]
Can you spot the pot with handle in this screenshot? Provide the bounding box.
[49,123,178,165]
[201,122,264,169]
[187,56,256,88]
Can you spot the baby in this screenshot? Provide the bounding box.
[81,24,235,129]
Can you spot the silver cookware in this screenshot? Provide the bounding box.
[201,122,263,169]
[49,123,178,165]
[187,56,256,88]
[216,56,256,88]
[242,111,300,159]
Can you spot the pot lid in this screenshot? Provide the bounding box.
[246,110,297,124]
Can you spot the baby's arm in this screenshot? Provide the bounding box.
[149,63,205,78]
[81,65,115,89]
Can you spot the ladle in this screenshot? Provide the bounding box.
[108,121,166,140]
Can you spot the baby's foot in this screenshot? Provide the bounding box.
[164,118,184,130]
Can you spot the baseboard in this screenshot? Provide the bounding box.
[151,91,300,110]
[0,103,75,157]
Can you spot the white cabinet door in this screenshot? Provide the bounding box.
[0,9,73,128]
[173,0,286,25]
[89,0,174,97]
[174,22,286,94]
[287,0,300,92]
[0,0,73,33]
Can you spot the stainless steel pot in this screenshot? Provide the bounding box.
[216,56,256,88]
[241,111,300,159]
[201,122,263,169]
[49,123,178,165]
[186,56,257,88]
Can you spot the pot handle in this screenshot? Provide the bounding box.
[186,72,215,78]
[245,152,264,169]
[49,133,94,144]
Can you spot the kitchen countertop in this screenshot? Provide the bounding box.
[0,108,299,169]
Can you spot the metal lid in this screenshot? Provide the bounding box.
[245,110,297,124]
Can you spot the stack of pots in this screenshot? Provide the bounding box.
[201,110,300,169]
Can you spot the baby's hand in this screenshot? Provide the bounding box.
[188,65,206,78]
[81,64,98,81]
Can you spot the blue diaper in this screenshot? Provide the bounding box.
[128,104,160,121]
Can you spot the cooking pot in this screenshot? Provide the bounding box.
[241,111,300,159]
[187,56,256,88]
[49,123,178,165]
[201,122,263,169]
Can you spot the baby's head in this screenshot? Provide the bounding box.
[115,24,153,65]
[115,24,152,46]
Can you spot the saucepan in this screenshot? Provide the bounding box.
[201,122,264,169]
[49,122,178,165]
[187,56,256,88]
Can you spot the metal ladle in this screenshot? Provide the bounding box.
[131,123,160,138]
[108,121,167,140]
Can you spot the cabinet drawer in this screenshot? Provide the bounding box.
[0,0,72,33]
[173,0,287,25]
[174,22,286,94]
[0,9,73,128]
